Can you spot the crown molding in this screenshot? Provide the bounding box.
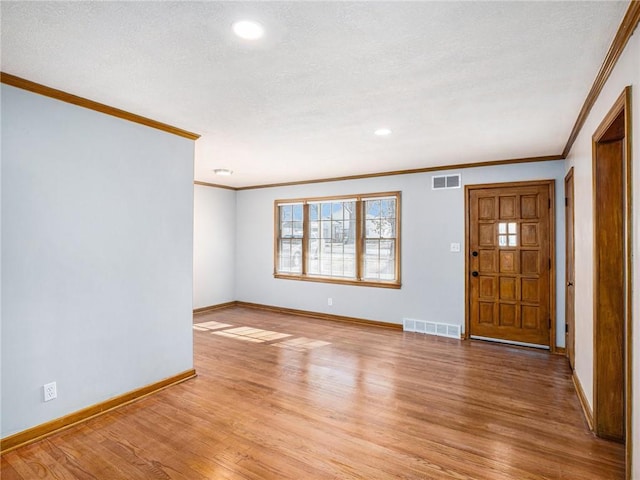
[1,72,200,141]
[562,0,640,157]
[234,154,564,191]
[194,180,237,191]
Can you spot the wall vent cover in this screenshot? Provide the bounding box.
[402,318,461,339]
[432,174,461,190]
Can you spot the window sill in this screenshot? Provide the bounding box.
[274,273,401,289]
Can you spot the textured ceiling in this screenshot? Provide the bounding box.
[1,1,628,187]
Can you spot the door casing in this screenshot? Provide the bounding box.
[591,87,632,469]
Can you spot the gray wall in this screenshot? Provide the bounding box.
[1,85,195,437]
[193,184,236,308]
[235,160,566,346]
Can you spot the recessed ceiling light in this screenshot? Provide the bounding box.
[213,168,233,176]
[232,20,264,40]
[374,128,392,136]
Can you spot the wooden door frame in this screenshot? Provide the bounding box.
[564,167,575,369]
[464,180,556,352]
[592,86,632,475]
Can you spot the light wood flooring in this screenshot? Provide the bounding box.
[1,306,625,479]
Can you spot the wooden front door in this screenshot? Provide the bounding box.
[467,181,554,348]
[565,169,575,369]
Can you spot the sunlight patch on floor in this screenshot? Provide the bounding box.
[272,337,331,352]
[193,321,233,331]
[194,321,331,350]
[212,326,292,343]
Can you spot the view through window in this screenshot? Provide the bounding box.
[275,192,400,288]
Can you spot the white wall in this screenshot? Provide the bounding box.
[1,85,195,437]
[564,28,639,477]
[193,184,236,308]
[235,160,566,345]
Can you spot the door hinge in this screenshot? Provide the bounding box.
[548,318,551,329]
[565,323,569,334]
[548,199,551,209]
[565,197,569,207]
[549,258,551,269]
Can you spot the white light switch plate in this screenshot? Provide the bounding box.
[450,243,461,252]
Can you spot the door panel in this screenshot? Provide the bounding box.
[594,139,625,441]
[564,169,575,369]
[468,183,552,347]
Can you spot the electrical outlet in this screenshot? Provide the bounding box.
[328,297,333,306]
[43,382,57,402]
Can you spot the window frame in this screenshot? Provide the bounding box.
[274,191,401,289]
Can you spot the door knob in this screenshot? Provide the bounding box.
[472,271,479,277]
[472,251,478,257]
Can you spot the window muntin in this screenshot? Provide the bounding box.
[274,192,400,288]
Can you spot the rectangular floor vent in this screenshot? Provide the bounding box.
[403,318,461,339]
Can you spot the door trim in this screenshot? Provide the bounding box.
[464,180,556,351]
[591,86,632,475]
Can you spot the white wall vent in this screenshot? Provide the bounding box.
[403,318,461,339]
[432,174,461,190]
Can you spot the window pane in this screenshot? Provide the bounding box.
[508,235,517,246]
[281,205,291,222]
[499,235,507,246]
[381,199,395,216]
[366,199,381,217]
[281,223,292,238]
[508,222,517,234]
[379,240,396,280]
[363,239,395,280]
[366,219,381,238]
[321,202,331,220]
[381,219,395,238]
[320,219,330,239]
[278,238,302,274]
[292,221,303,238]
[343,219,355,245]
[364,239,380,279]
[343,252,356,277]
[308,235,320,274]
[309,203,319,221]
[498,222,507,234]
[310,221,320,239]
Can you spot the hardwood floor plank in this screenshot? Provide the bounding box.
[41,426,123,479]
[0,461,22,480]
[1,306,625,479]
[2,452,37,479]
